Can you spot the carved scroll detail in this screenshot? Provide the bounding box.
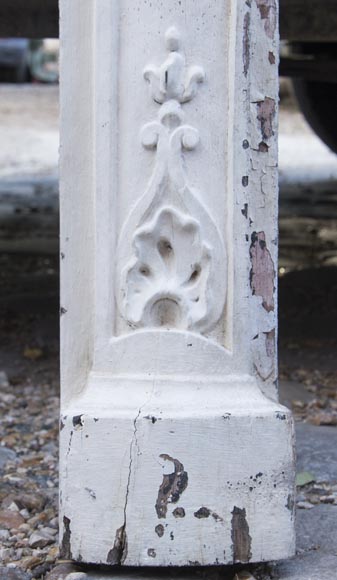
[116,28,226,333]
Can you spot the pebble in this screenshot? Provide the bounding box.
[297,501,315,509]
[28,528,55,548]
[0,510,24,529]
[0,447,17,470]
[0,567,32,580]
[45,563,84,580]
[0,528,10,540]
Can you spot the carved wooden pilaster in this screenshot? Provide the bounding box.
[59,0,295,567]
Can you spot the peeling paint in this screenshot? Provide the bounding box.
[258,141,269,152]
[107,525,128,565]
[147,548,156,558]
[268,51,275,64]
[155,524,165,537]
[250,231,275,312]
[173,507,186,518]
[243,12,250,76]
[194,506,211,518]
[155,454,188,518]
[242,176,249,187]
[60,516,72,559]
[256,97,275,140]
[145,415,160,423]
[231,506,252,563]
[241,204,248,219]
[255,0,277,38]
[265,328,275,357]
[275,412,286,421]
[72,414,84,429]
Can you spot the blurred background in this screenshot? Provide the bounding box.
[0,3,336,578]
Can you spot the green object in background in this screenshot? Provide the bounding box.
[296,471,316,487]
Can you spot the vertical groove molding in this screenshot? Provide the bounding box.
[60,0,295,567]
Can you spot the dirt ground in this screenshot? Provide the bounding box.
[0,83,336,579]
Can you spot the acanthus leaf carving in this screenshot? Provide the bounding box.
[116,28,227,335]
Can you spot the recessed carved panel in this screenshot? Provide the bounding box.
[116,27,227,334]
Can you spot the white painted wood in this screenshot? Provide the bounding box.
[60,0,295,568]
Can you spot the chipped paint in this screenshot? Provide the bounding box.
[147,548,156,558]
[255,0,277,38]
[275,412,286,421]
[155,454,188,518]
[173,507,186,518]
[72,414,84,429]
[194,507,211,518]
[241,204,248,218]
[256,97,275,140]
[243,12,250,76]
[107,525,127,565]
[155,524,165,537]
[60,515,72,559]
[231,507,252,563]
[268,51,275,64]
[250,231,275,312]
[265,328,275,357]
[194,507,223,522]
[258,141,269,152]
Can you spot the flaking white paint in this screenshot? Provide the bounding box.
[60,0,295,567]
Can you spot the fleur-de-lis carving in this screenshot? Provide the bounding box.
[143,26,205,104]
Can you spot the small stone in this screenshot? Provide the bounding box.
[29,529,55,548]
[0,547,12,561]
[48,517,58,529]
[45,563,83,580]
[20,555,44,571]
[41,526,57,536]
[297,501,314,509]
[0,447,17,470]
[0,510,24,530]
[0,528,10,540]
[8,502,20,513]
[0,567,32,580]
[0,393,15,404]
[233,572,256,580]
[19,509,30,520]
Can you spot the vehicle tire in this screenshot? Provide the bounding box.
[292,78,337,154]
[13,60,30,83]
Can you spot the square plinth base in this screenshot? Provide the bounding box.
[60,377,295,567]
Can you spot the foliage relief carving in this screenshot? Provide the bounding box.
[117,27,226,333]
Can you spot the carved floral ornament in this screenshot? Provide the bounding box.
[116,27,227,334]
